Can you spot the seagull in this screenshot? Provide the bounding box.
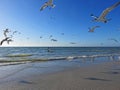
[91,1,120,23]
[0,37,12,45]
[40,36,43,39]
[108,38,119,43]
[70,42,76,44]
[40,0,55,11]
[61,33,64,35]
[49,35,53,38]
[88,26,100,32]
[12,31,18,35]
[3,28,10,37]
[51,39,57,42]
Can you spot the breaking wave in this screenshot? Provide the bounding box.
[0,53,119,66]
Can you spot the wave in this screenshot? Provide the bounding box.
[0,53,120,66]
[5,54,33,57]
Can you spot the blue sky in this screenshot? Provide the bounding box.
[0,0,120,47]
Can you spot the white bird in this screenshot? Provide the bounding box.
[91,1,120,23]
[88,26,100,32]
[40,0,55,11]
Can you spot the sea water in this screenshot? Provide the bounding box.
[0,47,120,65]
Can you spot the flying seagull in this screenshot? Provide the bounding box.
[88,26,100,32]
[3,28,10,37]
[40,36,43,39]
[61,33,64,35]
[0,37,13,45]
[108,38,119,43]
[51,39,57,42]
[70,42,76,44]
[40,0,55,11]
[49,35,53,38]
[12,31,18,35]
[91,1,120,23]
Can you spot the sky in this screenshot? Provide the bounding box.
[0,0,120,47]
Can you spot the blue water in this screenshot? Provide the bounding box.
[0,47,120,81]
[0,47,120,63]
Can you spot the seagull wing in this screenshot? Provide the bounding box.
[7,39,13,44]
[92,26,98,30]
[40,3,48,11]
[0,38,7,45]
[99,1,120,19]
[0,40,4,45]
[88,27,94,32]
[89,26,100,32]
[94,26,100,28]
[4,32,7,37]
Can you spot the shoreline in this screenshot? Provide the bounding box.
[0,60,120,90]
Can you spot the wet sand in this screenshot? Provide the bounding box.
[0,61,120,90]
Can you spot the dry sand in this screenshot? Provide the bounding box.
[0,61,120,90]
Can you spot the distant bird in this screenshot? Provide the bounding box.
[27,37,30,40]
[91,1,120,23]
[40,36,43,39]
[88,26,100,32]
[70,42,76,44]
[18,32,21,34]
[49,35,53,38]
[12,31,18,35]
[108,38,119,43]
[61,33,64,35]
[51,39,57,42]
[40,0,55,11]
[0,37,12,45]
[3,28,10,37]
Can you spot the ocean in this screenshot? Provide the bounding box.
[0,47,120,65]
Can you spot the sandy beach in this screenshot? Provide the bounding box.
[0,60,120,90]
